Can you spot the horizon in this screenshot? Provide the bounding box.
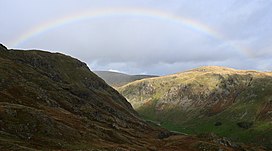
[93,65,272,76]
[1,42,271,76]
[1,0,272,75]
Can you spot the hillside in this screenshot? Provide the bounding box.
[118,66,272,148]
[0,44,247,150]
[94,71,157,87]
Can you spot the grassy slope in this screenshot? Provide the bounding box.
[118,66,272,148]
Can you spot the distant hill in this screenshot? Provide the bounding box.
[118,66,272,148]
[94,71,158,87]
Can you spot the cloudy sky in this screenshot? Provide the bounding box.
[1,0,272,75]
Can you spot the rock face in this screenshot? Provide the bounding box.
[0,45,245,150]
[118,66,272,148]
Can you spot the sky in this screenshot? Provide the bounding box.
[0,0,272,75]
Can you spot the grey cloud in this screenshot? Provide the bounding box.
[1,0,271,75]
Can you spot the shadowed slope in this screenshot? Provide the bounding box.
[0,46,150,150]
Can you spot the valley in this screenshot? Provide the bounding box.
[0,44,252,150]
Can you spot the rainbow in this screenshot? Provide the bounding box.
[10,7,253,57]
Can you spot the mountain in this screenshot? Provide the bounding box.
[0,44,246,150]
[118,66,272,148]
[94,71,157,87]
